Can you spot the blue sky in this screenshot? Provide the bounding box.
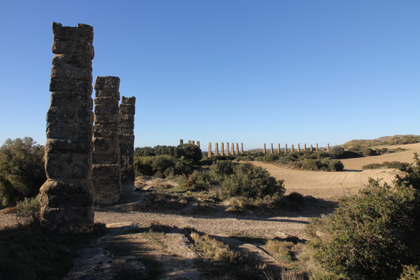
[0,1,419,150]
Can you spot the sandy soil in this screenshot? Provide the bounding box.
[249,143,420,199]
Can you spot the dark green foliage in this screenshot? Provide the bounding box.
[134,146,155,157]
[174,144,202,163]
[306,155,420,279]
[363,161,410,170]
[153,145,176,156]
[330,146,345,159]
[16,194,41,223]
[263,153,279,162]
[329,160,344,171]
[0,137,46,207]
[362,147,376,156]
[133,155,192,178]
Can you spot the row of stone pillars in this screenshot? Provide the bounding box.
[207,143,243,157]
[263,143,330,154]
[179,139,200,148]
[40,22,136,231]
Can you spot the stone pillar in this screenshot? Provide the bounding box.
[316,144,319,152]
[231,143,234,155]
[226,142,229,155]
[298,144,300,152]
[92,76,121,205]
[215,143,219,156]
[285,144,288,154]
[327,143,330,152]
[40,22,95,231]
[180,139,183,145]
[188,140,191,144]
[208,143,211,158]
[278,144,280,153]
[221,142,224,156]
[304,144,307,151]
[192,141,195,145]
[292,144,294,152]
[236,143,239,155]
[241,143,243,153]
[263,143,266,155]
[197,141,200,148]
[271,143,273,153]
[311,144,313,152]
[119,96,136,193]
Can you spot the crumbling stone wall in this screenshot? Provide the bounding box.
[92,76,121,205]
[221,142,224,156]
[119,96,136,192]
[40,22,95,231]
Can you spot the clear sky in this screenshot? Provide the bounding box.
[0,1,419,150]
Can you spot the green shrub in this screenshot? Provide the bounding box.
[0,137,46,207]
[134,155,192,178]
[329,160,344,171]
[16,194,41,223]
[174,144,202,163]
[330,147,345,159]
[263,153,278,162]
[362,147,375,156]
[306,155,420,279]
[133,156,154,176]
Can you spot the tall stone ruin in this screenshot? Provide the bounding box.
[40,22,95,231]
[241,143,243,153]
[180,139,183,145]
[92,76,121,205]
[208,143,212,158]
[236,143,239,154]
[221,142,224,156]
[119,96,136,193]
[263,143,266,155]
[226,142,229,155]
[215,143,219,156]
[197,141,200,148]
[271,143,273,153]
[231,143,234,155]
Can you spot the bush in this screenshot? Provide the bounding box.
[174,144,202,163]
[329,160,344,171]
[330,147,345,159]
[0,137,46,207]
[306,155,420,279]
[16,194,41,223]
[263,153,279,162]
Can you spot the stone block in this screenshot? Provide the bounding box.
[52,54,92,68]
[45,152,92,179]
[40,192,93,208]
[47,121,92,140]
[50,91,93,110]
[93,137,118,152]
[119,121,134,129]
[119,114,135,122]
[120,129,134,135]
[121,165,135,183]
[50,64,92,81]
[92,164,120,178]
[45,138,92,154]
[40,179,94,195]
[94,76,120,90]
[52,40,94,59]
[119,104,135,115]
[47,107,93,124]
[95,103,119,115]
[120,155,134,166]
[93,124,119,138]
[94,114,119,124]
[95,191,120,205]
[52,22,93,42]
[95,89,120,99]
[93,151,119,164]
[49,79,92,92]
[94,96,119,105]
[121,96,136,105]
[40,204,94,231]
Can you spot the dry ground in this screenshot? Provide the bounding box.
[250,142,420,199]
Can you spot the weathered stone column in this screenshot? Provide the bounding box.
[304,144,307,151]
[271,143,273,153]
[226,142,229,155]
[188,140,191,144]
[231,143,234,155]
[327,143,330,152]
[40,22,95,231]
[278,144,280,153]
[119,96,136,193]
[221,142,224,156]
[180,139,183,145]
[292,145,294,152]
[236,143,239,155]
[316,144,319,152]
[285,144,288,154]
[215,143,219,156]
[311,144,313,152]
[298,144,300,152]
[208,143,211,158]
[197,141,200,148]
[263,143,266,155]
[92,76,121,205]
[241,143,243,153]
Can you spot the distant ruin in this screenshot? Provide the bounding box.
[40,22,95,231]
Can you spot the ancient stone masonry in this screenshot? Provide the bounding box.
[221,142,225,156]
[215,143,219,156]
[241,143,243,153]
[291,145,294,152]
[285,144,288,154]
[231,143,235,155]
[40,22,95,231]
[196,141,200,148]
[298,144,300,152]
[278,144,280,153]
[327,143,330,152]
[264,143,266,155]
[236,143,239,155]
[226,142,229,155]
[92,76,121,205]
[119,96,136,193]
[316,144,319,152]
[271,143,273,153]
[208,143,212,158]
[180,139,183,145]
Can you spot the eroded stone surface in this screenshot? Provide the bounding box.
[92,76,121,205]
[40,22,94,231]
[119,96,136,192]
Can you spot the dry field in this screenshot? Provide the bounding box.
[250,142,420,199]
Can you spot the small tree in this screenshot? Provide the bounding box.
[0,137,46,207]
[174,144,202,163]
